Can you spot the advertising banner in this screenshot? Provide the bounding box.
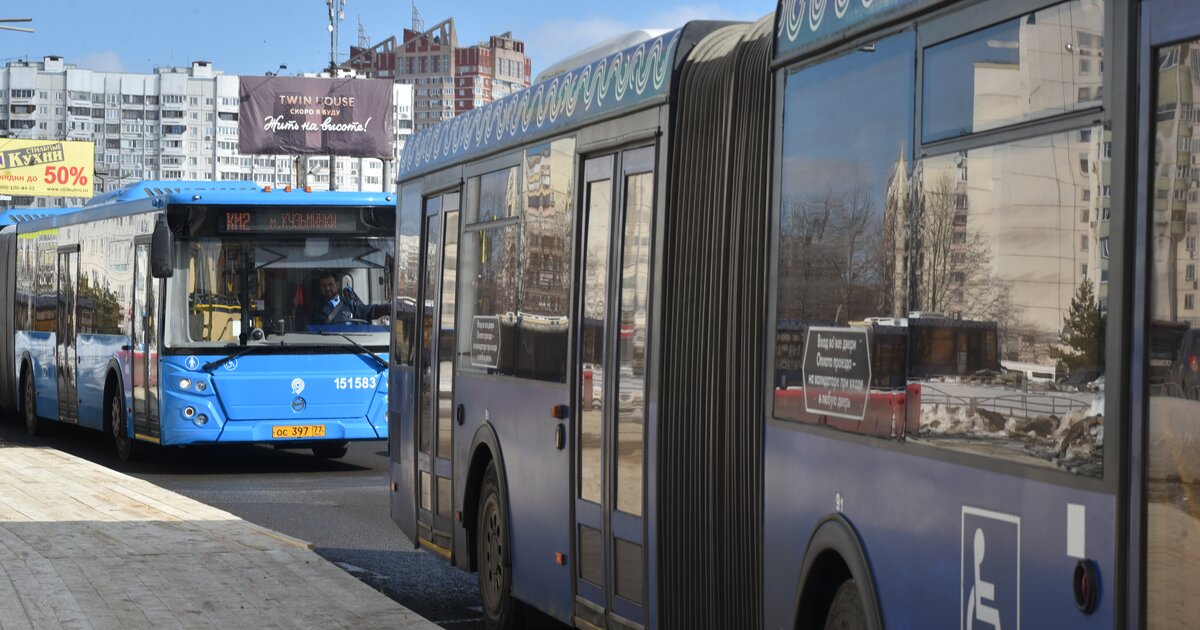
[239,76,394,159]
[0,139,94,197]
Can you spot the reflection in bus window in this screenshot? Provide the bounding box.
[1146,37,1200,627]
[922,0,1104,143]
[456,140,575,382]
[616,170,653,517]
[772,30,916,438]
[579,175,612,506]
[908,131,1106,477]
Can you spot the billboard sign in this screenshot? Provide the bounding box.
[0,139,94,197]
[239,76,394,159]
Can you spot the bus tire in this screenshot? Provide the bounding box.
[110,386,138,463]
[312,441,349,459]
[477,461,521,629]
[21,366,40,436]
[825,579,866,630]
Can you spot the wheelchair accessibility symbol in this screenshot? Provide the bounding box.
[962,507,1020,630]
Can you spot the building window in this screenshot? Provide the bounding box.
[1186,294,1196,310]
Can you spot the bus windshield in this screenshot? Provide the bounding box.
[164,235,394,350]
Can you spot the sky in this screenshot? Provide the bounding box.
[4,1,776,80]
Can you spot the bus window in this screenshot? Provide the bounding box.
[772,30,915,437]
[168,236,393,347]
[1146,37,1200,626]
[907,130,1105,477]
[922,0,1104,143]
[456,140,574,383]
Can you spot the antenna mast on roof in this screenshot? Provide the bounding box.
[412,2,424,32]
[0,17,33,33]
[358,18,370,47]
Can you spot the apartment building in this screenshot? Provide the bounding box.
[347,18,530,131]
[0,56,414,208]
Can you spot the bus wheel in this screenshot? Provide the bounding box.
[111,388,137,463]
[825,579,866,630]
[478,462,521,629]
[21,368,40,436]
[312,441,349,459]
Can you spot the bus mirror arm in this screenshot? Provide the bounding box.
[151,214,174,278]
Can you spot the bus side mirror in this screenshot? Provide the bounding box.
[151,214,174,278]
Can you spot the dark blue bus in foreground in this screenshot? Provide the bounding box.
[389,0,1199,627]
[0,181,393,460]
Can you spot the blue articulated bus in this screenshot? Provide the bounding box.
[0,181,393,460]
[390,0,1198,627]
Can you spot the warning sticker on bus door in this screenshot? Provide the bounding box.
[471,315,500,368]
[801,326,871,420]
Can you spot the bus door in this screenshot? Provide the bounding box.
[574,147,654,627]
[1141,2,1200,626]
[56,246,79,423]
[131,241,161,440]
[416,191,460,555]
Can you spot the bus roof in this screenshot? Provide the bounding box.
[0,206,81,226]
[84,180,393,209]
[11,180,394,233]
[397,21,734,182]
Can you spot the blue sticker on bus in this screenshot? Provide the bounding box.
[961,507,1020,630]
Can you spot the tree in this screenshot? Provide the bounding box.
[1049,277,1106,372]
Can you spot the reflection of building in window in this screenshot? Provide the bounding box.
[916,0,1110,359]
[1152,41,1200,327]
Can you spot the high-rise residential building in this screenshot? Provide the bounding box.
[0,56,414,208]
[347,18,531,131]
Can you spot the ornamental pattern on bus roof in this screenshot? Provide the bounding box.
[775,0,916,59]
[398,29,681,179]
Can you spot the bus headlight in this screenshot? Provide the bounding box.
[195,414,208,426]
[196,381,207,392]
[179,378,192,390]
[183,406,196,419]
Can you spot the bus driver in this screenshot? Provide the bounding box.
[314,270,385,324]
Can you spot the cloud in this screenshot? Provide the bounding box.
[524,3,770,76]
[74,51,125,73]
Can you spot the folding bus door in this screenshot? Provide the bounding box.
[574,146,655,628]
[1140,1,1200,626]
[416,191,460,556]
[131,240,161,440]
[56,246,79,423]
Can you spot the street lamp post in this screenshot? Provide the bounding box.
[326,0,345,191]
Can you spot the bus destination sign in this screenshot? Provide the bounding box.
[801,326,872,421]
[220,208,359,234]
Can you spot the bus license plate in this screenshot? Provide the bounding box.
[272,424,326,439]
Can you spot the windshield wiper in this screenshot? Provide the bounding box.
[201,342,280,372]
[320,331,388,370]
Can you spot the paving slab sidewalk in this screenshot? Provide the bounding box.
[0,440,440,630]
